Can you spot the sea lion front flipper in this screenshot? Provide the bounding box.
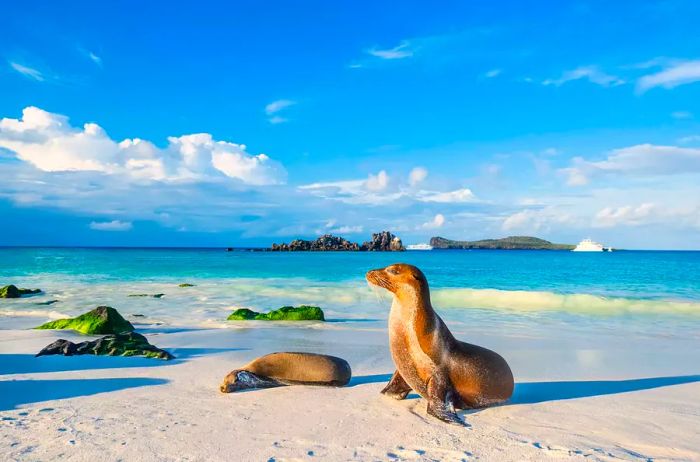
[426,372,465,426]
[380,370,412,400]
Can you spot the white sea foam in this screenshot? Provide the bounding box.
[1,278,698,329]
[431,288,700,316]
[0,309,68,319]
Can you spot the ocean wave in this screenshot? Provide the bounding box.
[206,281,700,316]
[431,288,700,316]
[0,309,68,319]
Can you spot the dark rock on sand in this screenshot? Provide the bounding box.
[227,305,325,321]
[178,283,195,287]
[35,306,135,335]
[1,285,42,298]
[36,332,174,360]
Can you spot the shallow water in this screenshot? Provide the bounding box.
[1,248,699,338]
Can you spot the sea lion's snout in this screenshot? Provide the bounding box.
[366,268,393,291]
[220,370,248,393]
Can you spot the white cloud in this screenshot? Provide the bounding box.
[484,69,502,78]
[416,188,475,203]
[0,107,287,185]
[502,207,575,232]
[637,60,700,92]
[268,116,287,125]
[421,213,445,229]
[299,170,401,205]
[9,62,44,81]
[671,110,693,119]
[315,219,363,235]
[88,51,102,66]
[265,99,296,124]
[211,148,285,186]
[560,144,700,186]
[543,66,624,87]
[594,203,655,228]
[328,224,363,234]
[265,99,296,115]
[368,41,413,60]
[298,171,477,207]
[89,220,132,231]
[366,170,389,191]
[408,167,428,186]
[678,135,700,144]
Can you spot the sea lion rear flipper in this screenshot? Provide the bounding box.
[380,370,412,400]
[426,372,466,426]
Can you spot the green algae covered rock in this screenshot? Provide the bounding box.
[227,305,325,321]
[35,306,135,335]
[178,283,195,287]
[1,284,42,298]
[36,332,174,360]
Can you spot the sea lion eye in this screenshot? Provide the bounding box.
[386,267,399,275]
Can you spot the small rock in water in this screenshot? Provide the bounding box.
[35,299,59,306]
[178,283,195,287]
[128,293,165,298]
[0,284,42,298]
[227,305,325,321]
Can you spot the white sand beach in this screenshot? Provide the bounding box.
[2,317,699,461]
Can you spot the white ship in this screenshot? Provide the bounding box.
[572,238,611,252]
[406,243,433,250]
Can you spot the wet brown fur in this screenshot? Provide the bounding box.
[367,263,514,425]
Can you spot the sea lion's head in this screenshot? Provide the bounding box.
[220,369,278,393]
[365,263,429,297]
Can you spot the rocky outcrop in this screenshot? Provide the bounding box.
[35,306,135,335]
[361,231,404,251]
[271,234,360,251]
[36,332,174,360]
[271,231,403,251]
[227,305,325,321]
[430,236,575,250]
[1,285,42,298]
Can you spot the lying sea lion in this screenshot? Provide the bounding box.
[220,352,352,393]
[366,263,514,425]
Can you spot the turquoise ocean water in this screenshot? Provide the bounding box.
[1,248,699,336]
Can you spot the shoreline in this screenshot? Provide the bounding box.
[2,321,699,461]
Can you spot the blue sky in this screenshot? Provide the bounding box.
[2,1,700,248]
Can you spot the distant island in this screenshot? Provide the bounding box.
[429,236,575,250]
[271,231,404,251]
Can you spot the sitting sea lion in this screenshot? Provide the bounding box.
[366,263,514,425]
[220,352,352,393]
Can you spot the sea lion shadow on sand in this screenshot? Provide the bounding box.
[349,372,700,412]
